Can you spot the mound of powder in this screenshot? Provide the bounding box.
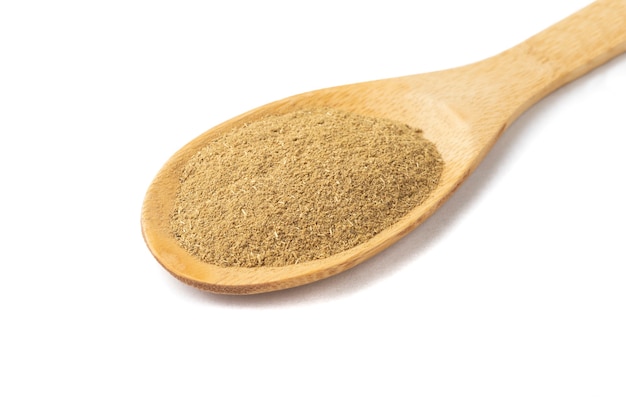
[170,108,443,267]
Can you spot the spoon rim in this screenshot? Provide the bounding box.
[141,95,461,294]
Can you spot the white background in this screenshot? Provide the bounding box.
[1,1,625,415]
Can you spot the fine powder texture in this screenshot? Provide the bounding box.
[170,108,444,267]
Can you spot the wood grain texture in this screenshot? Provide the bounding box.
[142,0,626,294]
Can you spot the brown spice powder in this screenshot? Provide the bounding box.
[170,108,444,267]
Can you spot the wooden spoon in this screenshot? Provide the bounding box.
[142,0,626,294]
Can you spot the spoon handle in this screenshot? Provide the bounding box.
[491,0,626,125]
[438,0,626,135]
[507,0,626,117]
[524,0,626,82]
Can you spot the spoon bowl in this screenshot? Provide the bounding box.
[142,0,626,294]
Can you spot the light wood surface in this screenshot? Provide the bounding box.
[141,0,626,294]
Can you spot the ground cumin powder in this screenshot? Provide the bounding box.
[170,108,444,267]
